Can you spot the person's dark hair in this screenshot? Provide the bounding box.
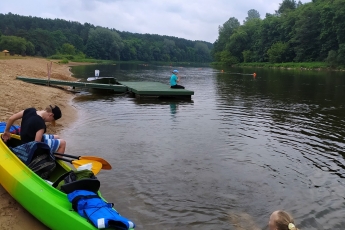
[46,105,62,120]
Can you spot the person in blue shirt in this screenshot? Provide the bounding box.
[170,70,185,89]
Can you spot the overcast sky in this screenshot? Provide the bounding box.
[0,0,311,43]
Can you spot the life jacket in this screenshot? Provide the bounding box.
[67,190,135,230]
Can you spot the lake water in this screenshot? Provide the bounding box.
[61,64,345,230]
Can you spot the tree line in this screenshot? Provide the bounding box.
[0,13,213,63]
[212,0,345,67]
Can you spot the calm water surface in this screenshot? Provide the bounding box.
[61,64,345,230]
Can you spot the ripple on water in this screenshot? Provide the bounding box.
[62,65,345,229]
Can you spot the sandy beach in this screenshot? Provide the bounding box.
[0,56,82,229]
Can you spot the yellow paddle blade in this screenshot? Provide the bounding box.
[71,159,103,175]
[79,156,112,170]
[55,156,103,175]
[54,153,112,170]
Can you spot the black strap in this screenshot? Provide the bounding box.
[64,171,77,184]
[61,179,100,194]
[71,194,100,211]
[52,170,73,188]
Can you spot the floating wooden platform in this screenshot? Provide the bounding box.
[16,77,194,99]
[118,81,194,99]
[16,76,127,92]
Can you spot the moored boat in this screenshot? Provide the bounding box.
[0,134,134,230]
[87,76,119,84]
[87,69,120,85]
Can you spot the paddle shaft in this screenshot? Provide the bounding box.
[55,156,77,164]
[55,152,79,160]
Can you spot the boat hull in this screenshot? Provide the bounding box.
[87,77,118,84]
[0,134,109,230]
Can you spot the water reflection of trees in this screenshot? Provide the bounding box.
[214,67,345,174]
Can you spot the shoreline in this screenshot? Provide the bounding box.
[211,61,345,71]
[0,57,86,229]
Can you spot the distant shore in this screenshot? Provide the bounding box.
[212,61,345,71]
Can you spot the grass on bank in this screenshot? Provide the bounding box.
[49,54,117,64]
[2,53,342,71]
[48,54,211,66]
[213,61,345,70]
[0,53,27,60]
[236,62,329,69]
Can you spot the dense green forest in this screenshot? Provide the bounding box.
[2,0,344,67]
[0,13,212,63]
[212,0,345,67]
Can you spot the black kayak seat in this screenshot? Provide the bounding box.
[61,179,100,194]
[52,170,100,194]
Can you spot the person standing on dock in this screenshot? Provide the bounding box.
[170,70,185,89]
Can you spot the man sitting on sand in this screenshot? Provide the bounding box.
[2,105,66,154]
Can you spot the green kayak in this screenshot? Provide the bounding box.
[0,134,134,230]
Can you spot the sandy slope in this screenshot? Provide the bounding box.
[0,57,80,230]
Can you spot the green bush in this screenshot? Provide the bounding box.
[49,54,64,59]
[267,42,288,63]
[49,54,74,60]
[59,58,69,64]
[242,50,252,63]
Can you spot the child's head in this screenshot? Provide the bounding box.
[268,210,299,230]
